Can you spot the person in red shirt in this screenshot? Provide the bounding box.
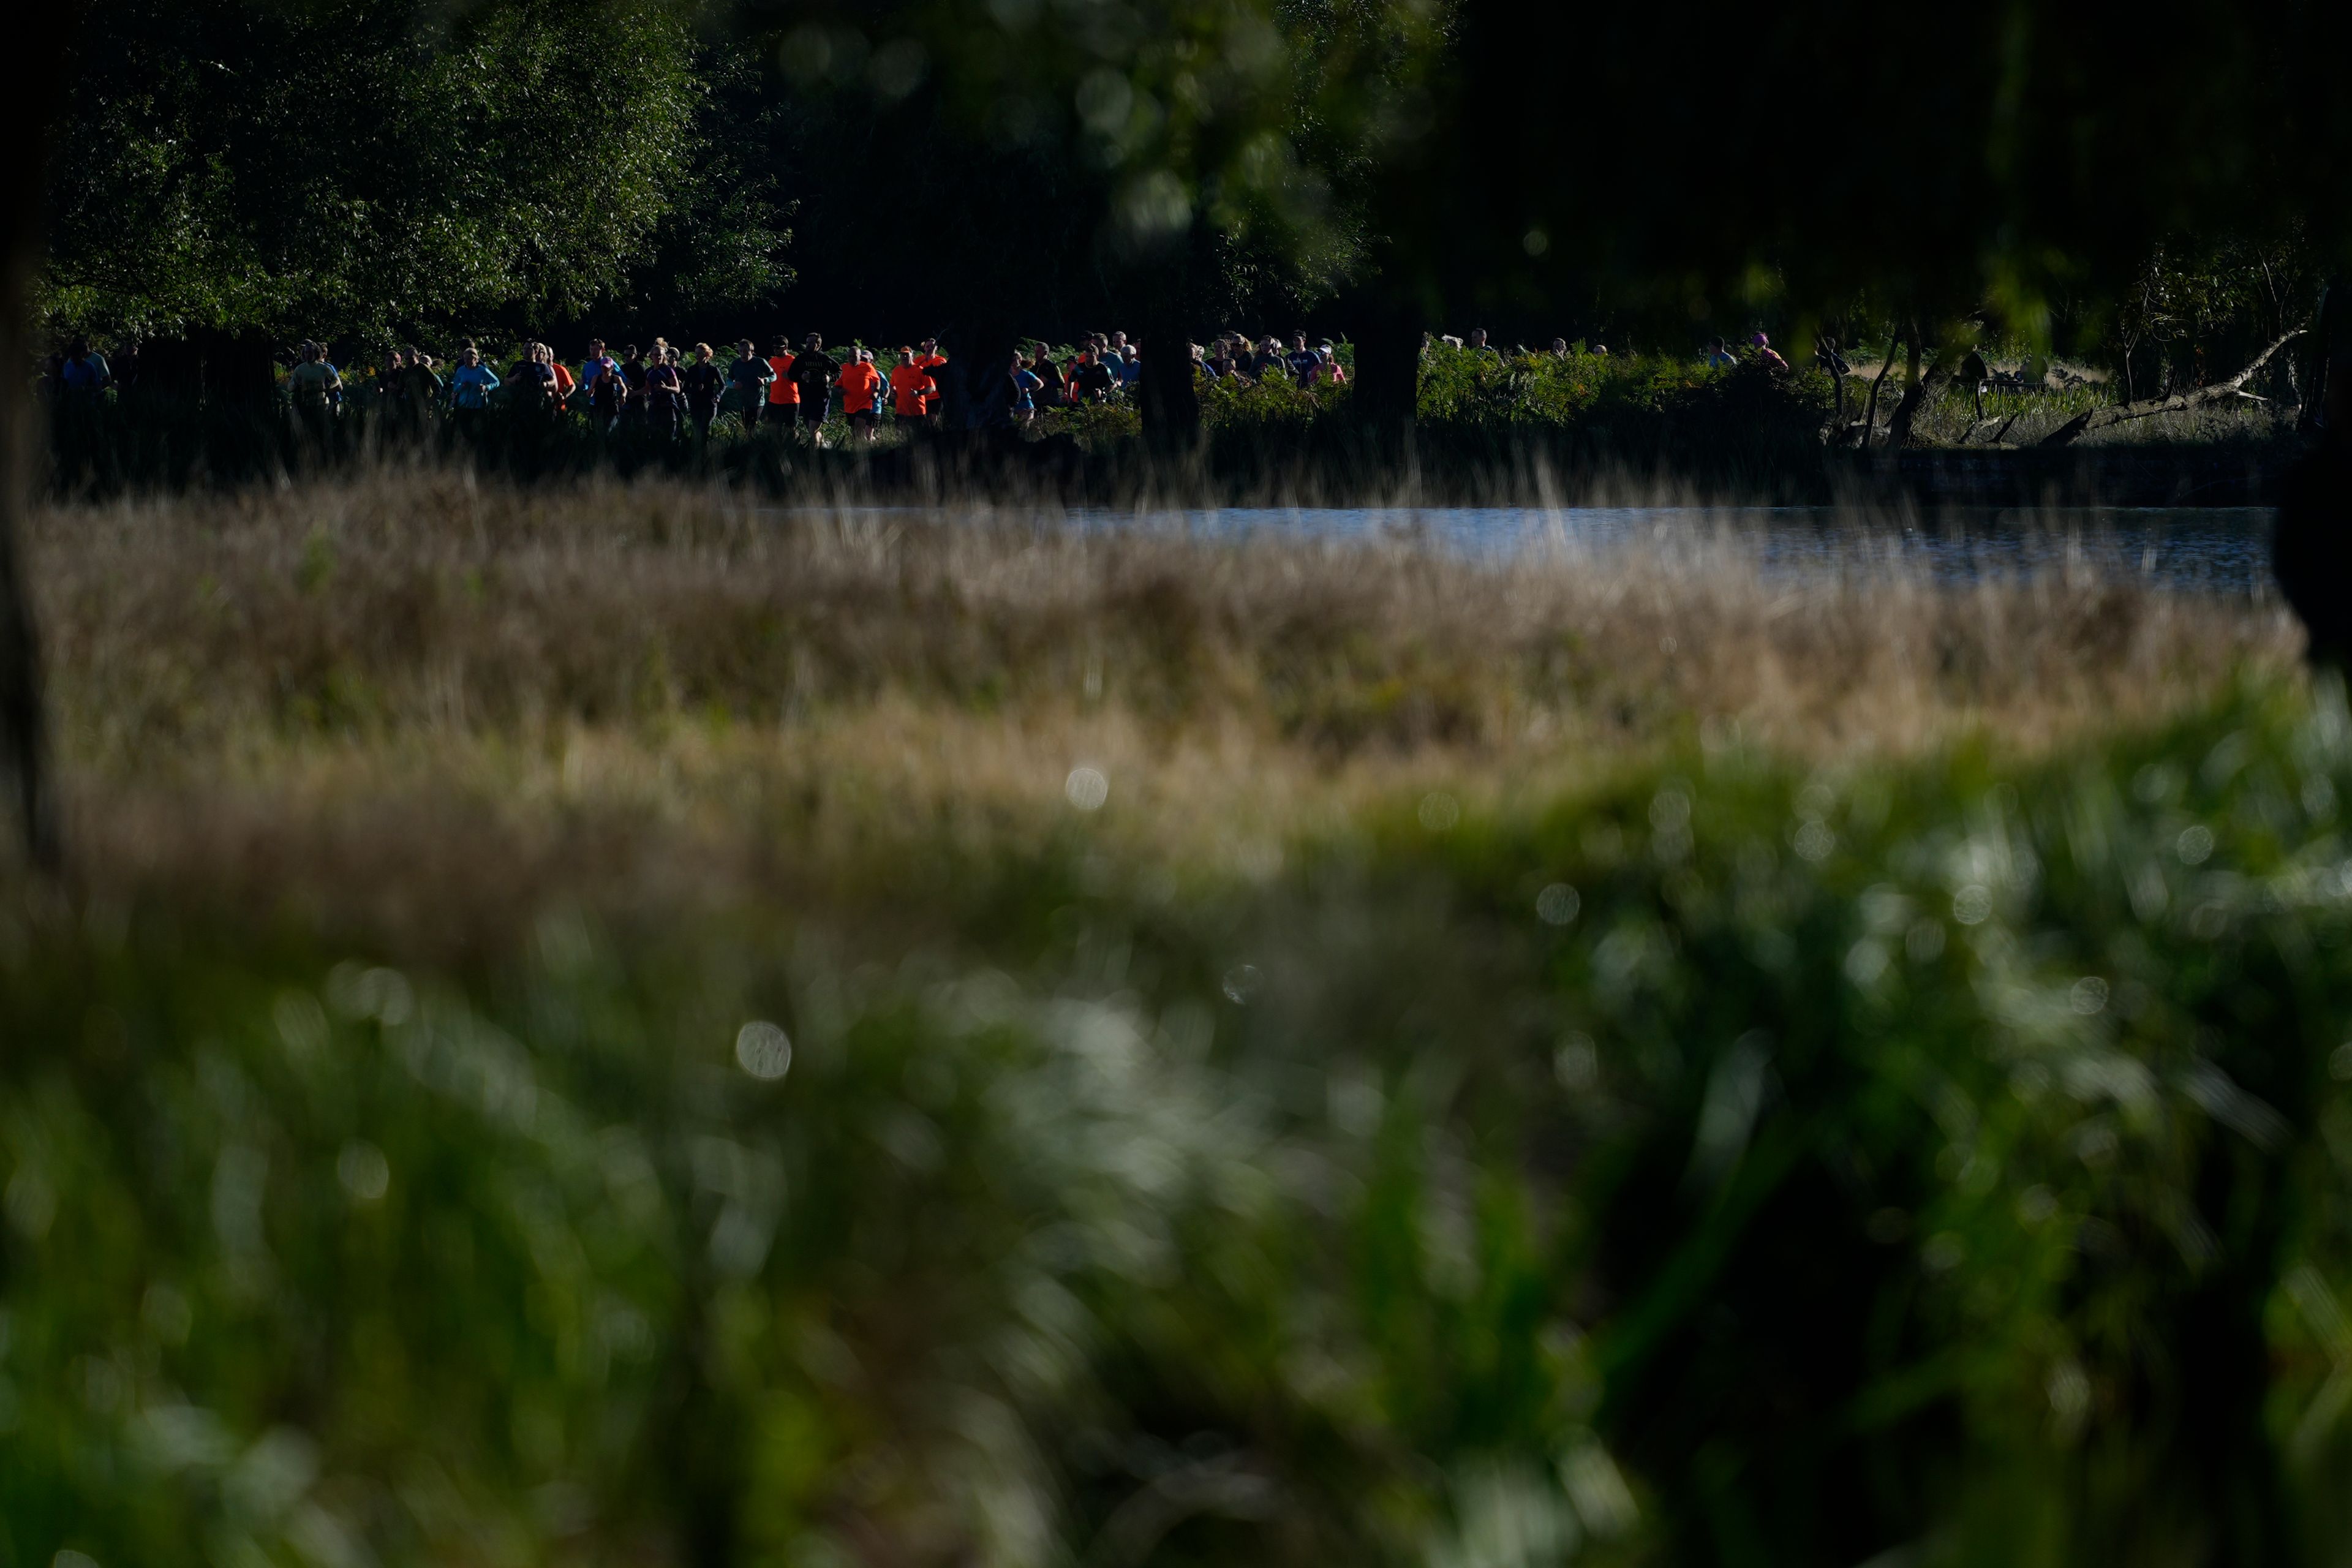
[766,336,797,416]
[837,350,884,444]
[913,336,949,426]
[889,347,936,431]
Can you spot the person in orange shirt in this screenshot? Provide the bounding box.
[913,336,948,426]
[889,347,935,431]
[766,336,797,417]
[836,349,884,444]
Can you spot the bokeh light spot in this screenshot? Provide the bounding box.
[735,1021,794,1080]
[1066,766,1110,811]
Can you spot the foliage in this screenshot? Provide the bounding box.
[1409,2,2352,360]
[2099,233,2318,403]
[1197,364,1333,429]
[40,0,786,343]
[723,0,1455,361]
[11,673,2352,1562]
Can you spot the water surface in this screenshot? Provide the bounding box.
[1092,505,2275,591]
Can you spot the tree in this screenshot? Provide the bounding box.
[1353,0,2352,439]
[0,7,73,866]
[42,0,786,366]
[731,0,1440,443]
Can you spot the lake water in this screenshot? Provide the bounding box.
[791,503,2279,592]
[1082,505,2277,592]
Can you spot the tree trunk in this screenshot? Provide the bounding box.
[1134,225,1203,455]
[1859,329,1899,450]
[1818,334,1847,434]
[1343,285,1421,453]
[2301,279,2342,437]
[1884,347,1953,449]
[0,5,70,867]
[937,317,1019,436]
[1136,304,1200,456]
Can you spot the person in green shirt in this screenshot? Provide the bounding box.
[287,341,342,442]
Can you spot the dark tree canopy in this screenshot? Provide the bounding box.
[1406,0,2351,339]
[42,0,789,344]
[33,0,2352,382]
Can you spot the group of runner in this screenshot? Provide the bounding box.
[322,333,957,445]
[270,330,1170,445]
[1197,330,1349,388]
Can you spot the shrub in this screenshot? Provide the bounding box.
[10,680,2352,1564]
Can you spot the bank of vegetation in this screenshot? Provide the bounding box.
[4,478,2349,1564]
[40,335,2306,508]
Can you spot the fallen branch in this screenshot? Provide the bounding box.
[2037,327,2305,448]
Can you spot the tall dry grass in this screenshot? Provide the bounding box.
[32,471,2296,951]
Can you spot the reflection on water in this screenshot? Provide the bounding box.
[781,503,2278,592]
[1091,506,2276,591]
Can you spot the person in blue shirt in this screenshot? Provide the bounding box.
[59,337,110,398]
[448,345,501,416]
[576,339,624,434]
[726,339,775,430]
[1011,352,1044,423]
[1107,331,1141,393]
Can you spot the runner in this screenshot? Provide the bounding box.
[576,339,624,434]
[727,339,774,430]
[913,337,949,428]
[508,343,558,412]
[889,347,936,432]
[790,334,839,443]
[618,344,649,428]
[372,349,409,412]
[765,336,797,424]
[401,345,443,421]
[839,349,884,445]
[1069,346,1117,404]
[1286,332,1321,386]
[1011,352,1043,423]
[1031,344,1067,409]
[682,343,725,441]
[287,341,341,438]
[448,345,500,421]
[644,346,684,441]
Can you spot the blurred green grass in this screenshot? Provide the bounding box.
[11,676,2352,1566]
